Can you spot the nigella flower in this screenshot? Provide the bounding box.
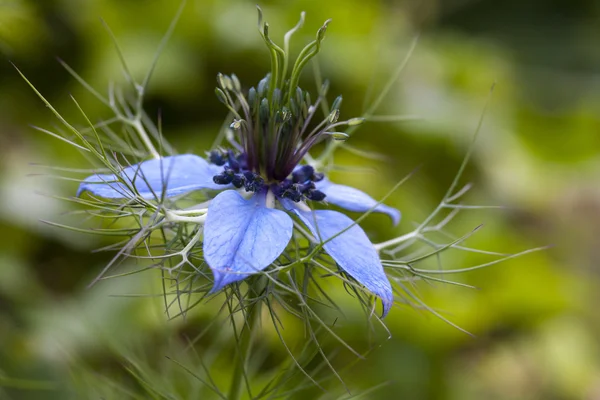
[76,15,401,317]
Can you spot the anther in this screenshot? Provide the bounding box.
[272,179,291,197]
[243,171,255,183]
[243,172,265,192]
[231,174,244,188]
[213,173,232,185]
[292,165,314,183]
[236,153,248,170]
[251,175,265,191]
[209,150,226,166]
[297,182,315,194]
[227,150,240,172]
[312,172,324,182]
[283,188,303,202]
[306,189,326,201]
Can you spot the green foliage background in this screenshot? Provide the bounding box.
[1,0,598,398]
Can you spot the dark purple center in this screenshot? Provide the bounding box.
[211,150,325,203]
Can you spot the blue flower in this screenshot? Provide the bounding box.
[77,70,401,316]
[78,156,400,316]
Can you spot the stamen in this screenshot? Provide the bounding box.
[231,174,244,188]
[227,150,240,172]
[210,15,338,202]
[243,171,255,183]
[283,186,302,202]
[212,160,268,194]
[297,182,315,193]
[213,173,232,185]
[212,151,327,203]
[209,150,226,166]
[292,165,314,183]
[271,179,292,198]
[312,172,324,182]
[306,189,326,201]
[243,171,264,192]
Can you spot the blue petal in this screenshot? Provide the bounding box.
[315,179,401,225]
[203,190,293,292]
[293,207,394,317]
[77,154,225,199]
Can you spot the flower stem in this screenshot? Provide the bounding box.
[131,118,160,159]
[228,284,263,400]
[374,230,418,252]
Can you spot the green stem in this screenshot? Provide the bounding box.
[131,118,160,159]
[228,285,263,400]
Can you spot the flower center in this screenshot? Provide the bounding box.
[211,151,325,203]
[208,12,364,203]
[216,72,348,182]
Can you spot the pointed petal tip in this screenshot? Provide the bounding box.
[383,205,401,226]
[380,293,394,318]
[209,270,242,294]
[292,207,395,318]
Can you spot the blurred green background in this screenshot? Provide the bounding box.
[1,0,599,399]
